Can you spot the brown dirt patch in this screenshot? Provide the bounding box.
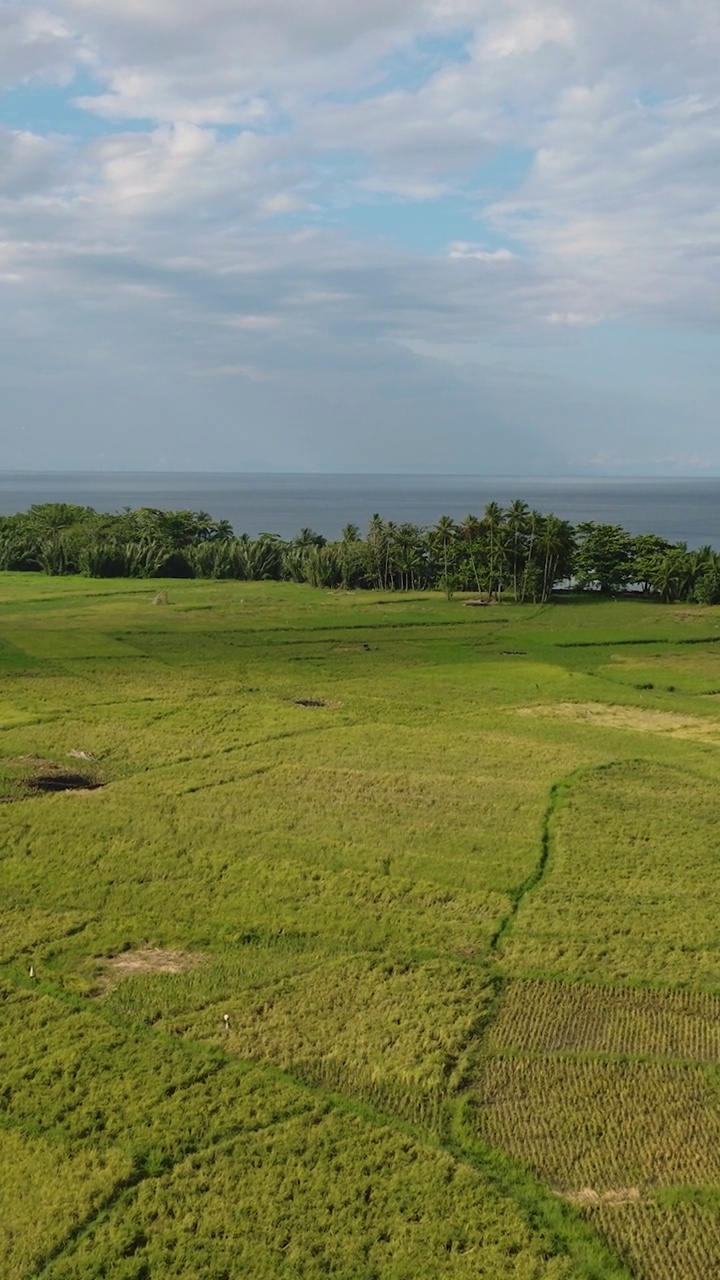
[94,949,205,994]
[517,702,720,742]
[1,758,103,795]
[26,773,101,793]
[103,948,204,977]
[293,697,341,708]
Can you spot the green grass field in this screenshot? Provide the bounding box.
[2,575,720,1279]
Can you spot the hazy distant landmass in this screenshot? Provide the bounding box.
[1,473,719,548]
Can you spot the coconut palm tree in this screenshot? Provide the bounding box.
[505,500,530,602]
[457,514,483,593]
[537,515,575,602]
[367,514,387,589]
[482,502,503,600]
[394,523,425,591]
[432,515,457,600]
[519,509,543,602]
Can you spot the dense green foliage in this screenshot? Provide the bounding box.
[2,577,720,1277]
[3,500,720,601]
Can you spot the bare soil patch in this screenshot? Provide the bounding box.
[293,697,340,708]
[96,949,205,991]
[1,757,103,795]
[26,773,101,793]
[517,702,720,742]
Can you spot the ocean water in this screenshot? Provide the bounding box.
[1,473,719,549]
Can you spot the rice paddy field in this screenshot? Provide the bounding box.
[2,575,720,1279]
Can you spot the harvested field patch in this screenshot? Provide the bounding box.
[489,980,720,1062]
[583,1200,720,1280]
[478,1056,720,1189]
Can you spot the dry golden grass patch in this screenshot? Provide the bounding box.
[516,701,720,741]
[561,1190,642,1206]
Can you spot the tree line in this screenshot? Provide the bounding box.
[1,501,719,603]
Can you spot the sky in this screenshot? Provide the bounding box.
[1,0,719,475]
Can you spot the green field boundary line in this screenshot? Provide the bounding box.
[131,717,358,781]
[557,634,720,649]
[24,1050,632,1280]
[447,1097,633,1280]
[576,666,720,700]
[112,618,505,638]
[467,756,720,1279]
[28,1165,149,1280]
[487,757,661,964]
[459,763,641,1279]
[0,718,357,790]
[487,769,577,960]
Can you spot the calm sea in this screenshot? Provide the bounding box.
[1,473,719,549]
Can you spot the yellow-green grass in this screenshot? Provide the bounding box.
[105,954,494,1125]
[41,1111,579,1280]
[499,761,720,988]
[4,574,720,1278]
[0,975,626,1280]
[0,1130,132,1280]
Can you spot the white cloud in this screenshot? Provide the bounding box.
[59,0,461,124]
[544,311,602,326]
[447,243,517,262]
[482,7,576,60]
[0,126,70,197]
[2,0,718,334]
[0,5,79,90]
[1,0,720,470]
